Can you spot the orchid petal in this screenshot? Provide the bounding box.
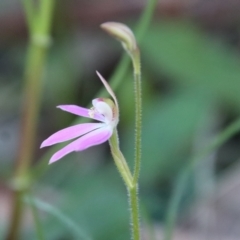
[41,123,105,148]
[96,71,119,111]
[49,126,112,164]
[57,105,105,122]
[92,99,113,123]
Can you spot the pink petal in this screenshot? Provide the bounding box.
[49,126,113,164]
[40,123,105,148]
[57,105,105,122]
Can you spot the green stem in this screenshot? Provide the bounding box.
[22,0,36,33]
[16,42,49,177]
[129,186,140,240]
[6,43,48,240]
[108,130,141,239]
[37,0,55,36]
[5,191,24,240]
[164,118,240,240]
[135,0,158,40]
[109,129,133,189]
[6,1,55,239]
[132,50,142,185]
[132,0,159,184]
[108,129,141,239]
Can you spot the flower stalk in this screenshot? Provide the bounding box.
[101,22,142,240]
[132,49,142,185]
[129,186,140,240]
[109,129,133,189]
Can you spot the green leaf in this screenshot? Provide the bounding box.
[25,196,91,240]
[142,20,240,109]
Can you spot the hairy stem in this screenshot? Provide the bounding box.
[129,186,140,240]
[132,50,142,185]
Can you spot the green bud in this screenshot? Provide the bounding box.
[101,22,138,55]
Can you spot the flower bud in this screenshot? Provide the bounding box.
[101,22,138,55]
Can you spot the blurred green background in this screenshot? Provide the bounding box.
[1,0,240,239]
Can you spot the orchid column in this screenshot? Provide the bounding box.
[101,22,142,240]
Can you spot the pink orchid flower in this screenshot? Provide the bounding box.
[40,72,119,164]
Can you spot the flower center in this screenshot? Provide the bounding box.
[92,98,115,124]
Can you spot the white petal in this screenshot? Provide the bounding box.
[92,99,113,123]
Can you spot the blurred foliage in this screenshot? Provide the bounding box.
[142,21,240,110]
